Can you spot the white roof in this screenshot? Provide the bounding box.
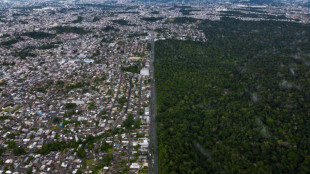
[130,163,141,169]
[5,159,13,164]
[140,68,150,76]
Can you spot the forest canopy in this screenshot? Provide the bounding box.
[155,18,310,173]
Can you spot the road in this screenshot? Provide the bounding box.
[110,74,133,159]
[105,72,123,126]
[148,31,158,174]
[124,75,133,115]
[126,75,133,161]
[137,76,142,121]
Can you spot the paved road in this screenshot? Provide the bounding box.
[124,75,133,115]
[148,31,158,174]
[110,74,133,154]
[126,75,133,161]
[105,72,123,126]
[137,76,142,120]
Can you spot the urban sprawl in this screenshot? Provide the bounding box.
[0,0,309,173]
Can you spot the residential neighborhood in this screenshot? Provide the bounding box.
[0,0,309,173]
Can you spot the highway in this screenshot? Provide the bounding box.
[148,31,158,174]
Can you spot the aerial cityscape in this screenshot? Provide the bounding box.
[0,0,309,174]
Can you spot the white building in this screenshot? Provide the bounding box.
[130,163,141,169]
[145,107,150,115]
[140,68,150,76]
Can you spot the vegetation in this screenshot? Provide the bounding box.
[77,147,86,158]
[76,169,82,174]
[101,140,113,152]
[66,82,89,91]
[53,26,89,34]
[94,75,106,85]
[121,64,139,73]
[2,61,16,66]
[141,17,164,22]
[7,133,16,139]
[36,87,46,93]
[13,50,36,59]
[103,26,119,32]
[220,11,288,20]
[72,16,83,23]
[167,17,197,24]
[155,18,310,173]
[90,154,113,173]
[118,96,127,106]
[122,114,134,130]
[151,11,159,14]
[122,114,141,130]
[113,11,139,14]
[65,103,77,109]
[92,49,100,57]
[0,33,9,38]
[103,154,113,166]
[0,80,7,86]
[37,141,70,155]
[26,167,33,174]
[37,42,62,50]
[101,37,114,43]
[37,136,100,155]
[93,16,100,22]
[0,37,24,47]
[53,117,61,124]
[0,148,5,156]
[112,19,135,26]
[179,7,201,15]
[5,141,16,149]
[87,102,96,110]
[13,147,27,155]
[64,110,79,117]
[22,31,55,39]
[1,39,19,46]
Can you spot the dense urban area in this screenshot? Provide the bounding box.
[0,0,309,173]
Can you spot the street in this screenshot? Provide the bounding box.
[148,31,158,174]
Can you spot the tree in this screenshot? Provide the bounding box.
[154,17,310,173]
[122,114,134,129]
[6,141,16,149]
[101,141,112,152]
[65,103,77,109]
[7,133,15,139]
[77,147,86,158]
[0,148,5,156]
[87,102,96,110]
[26,167,33,174]
[13,147,26,155]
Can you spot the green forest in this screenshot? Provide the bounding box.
[155,18,310,173]
[52,26,89,34]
